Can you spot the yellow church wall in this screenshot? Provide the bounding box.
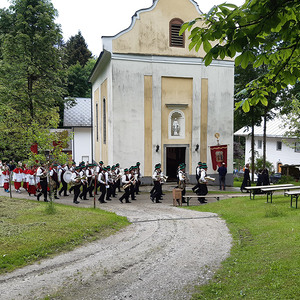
[200,78,208,163]
[112,0,208,58]
[161,77,193,171]
[101,79,108,165]
[93,88,100,161]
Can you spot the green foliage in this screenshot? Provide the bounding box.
[255,155,274,173]
[188,194,300,299]
[278,175,294,184]
[64,31,92,67]
[0,0,68,161]
[66,58,96,97]
[181,0,300,112]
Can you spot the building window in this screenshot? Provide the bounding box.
[103,98,106,144]
[257,140,262,149]
[276,141,282,151]
[295,142,300,153]
[169,18,185,48]
[96,103,99,142]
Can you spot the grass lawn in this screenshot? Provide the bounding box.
[188,194,300,299]
[0,196,130,274]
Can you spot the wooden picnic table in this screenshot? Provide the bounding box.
[244,184,294,200]
[261,185,299,203]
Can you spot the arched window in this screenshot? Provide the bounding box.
[169,18,185,48]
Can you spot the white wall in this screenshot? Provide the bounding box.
[72,128,92,165]
[245,136,300,172]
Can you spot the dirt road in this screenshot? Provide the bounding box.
[0,188,232,300]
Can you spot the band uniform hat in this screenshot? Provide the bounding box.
[99,161,103,164]
[180,164,185,170]
[136,162,140,166]
[198,161,202,165]
[155,164,161,169]
[111,165,116,170]
[202,163,208,169]
[75,166,81,170]
[106,165,111,169]
[124,168,129,172]
[116,163,120,167]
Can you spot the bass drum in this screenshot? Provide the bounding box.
[63,170,73,183]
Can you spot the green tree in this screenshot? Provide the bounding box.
[0,0,67,160]
[66,58,96,98]
[64,31,92,67]
[181,0,300,112]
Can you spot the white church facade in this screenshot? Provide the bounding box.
[89,0,234,184]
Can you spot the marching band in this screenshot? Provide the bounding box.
[0,159,213,205]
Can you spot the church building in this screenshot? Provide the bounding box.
[89,0,234,184]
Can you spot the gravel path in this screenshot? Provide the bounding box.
[0,188,233,300]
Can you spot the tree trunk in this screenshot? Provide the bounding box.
[251,108,255,183]
[263,107,267,170]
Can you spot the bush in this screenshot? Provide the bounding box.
[278,175,294,184]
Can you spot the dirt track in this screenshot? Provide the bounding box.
[0,187,233,300]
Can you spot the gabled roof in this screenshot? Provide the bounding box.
[64,98,91,127]
[234,116,290,138]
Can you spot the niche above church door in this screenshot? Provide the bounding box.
[168,109,185,139]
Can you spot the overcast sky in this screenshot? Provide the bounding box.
[0,0,244,56]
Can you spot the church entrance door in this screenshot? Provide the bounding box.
[166,147,186,181]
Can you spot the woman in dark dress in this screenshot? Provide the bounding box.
[241,163,251,192]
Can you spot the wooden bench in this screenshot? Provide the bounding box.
[244,184,294,200]
[261,185,298,203]
[284,190,300,208]
[182,195,220,206]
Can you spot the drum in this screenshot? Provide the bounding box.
[63,170,73,183]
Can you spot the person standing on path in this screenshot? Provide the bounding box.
[217,162,227,190]
[241,163,251,192]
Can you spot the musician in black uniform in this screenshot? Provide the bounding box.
[119,168,131,203]
[192,161,202,193]
[36,163,49,202]
[115,163,122,192]
[59,163,69,197]
[79,165,88,200]
[71,166,82,204]
[98,167,107,203]
[50,163,59,199]
[151,164,163,203]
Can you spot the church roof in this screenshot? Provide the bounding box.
[234,116,290,138]
[63,98,91,127]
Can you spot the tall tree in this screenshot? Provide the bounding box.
[0,0,67,160]
[66,58,96,98]
[64,31,92,67]
[180,0,300,112]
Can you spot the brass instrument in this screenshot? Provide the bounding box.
[205,176,216,182]
[160,175,168,182]
[123,177,136,189]
[71,176,87,186]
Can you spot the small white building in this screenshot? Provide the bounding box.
[234,117,300,172]
[63,98,92,164]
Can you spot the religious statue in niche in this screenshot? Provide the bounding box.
[172,118,180,136]
[170,110,184,137]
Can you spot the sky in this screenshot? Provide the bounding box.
[0,0,244,56]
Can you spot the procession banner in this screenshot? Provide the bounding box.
[210,145,227,171]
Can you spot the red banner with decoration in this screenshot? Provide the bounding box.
[210,145,227,171]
